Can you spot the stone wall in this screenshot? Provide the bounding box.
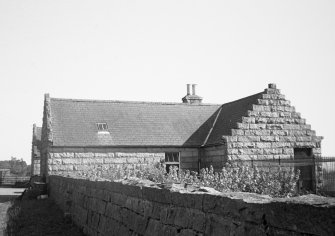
[46,147,199,176]
[32,158,40,176]
[224,85,323,161]
[49,175,335,236]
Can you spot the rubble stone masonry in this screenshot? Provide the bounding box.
[47,151,164,176]
[49,175,335,236]
[46,147,199,176]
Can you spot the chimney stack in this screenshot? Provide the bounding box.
[192,84,196,95]
[182,84,203,104]
[187,84,191,95]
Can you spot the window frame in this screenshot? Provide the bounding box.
[165,152,180,172]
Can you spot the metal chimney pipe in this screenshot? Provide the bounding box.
[186,84,191,95]
[192,84,196,95]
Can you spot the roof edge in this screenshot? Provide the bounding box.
[48,90,264,107]
[50,97,221,106]
[50,144,202,149]
[220,91,264,107]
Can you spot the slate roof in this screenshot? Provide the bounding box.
[48,92,263,147]
[50,99,221,147]
[205,92,263,145]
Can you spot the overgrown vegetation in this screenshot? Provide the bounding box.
[76,161,300,198]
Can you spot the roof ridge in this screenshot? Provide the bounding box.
[202,91,265,146]
[220,91,263,107]
[49,90,263,107]
[50,97,221,106]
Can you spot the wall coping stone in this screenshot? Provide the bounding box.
[50,175,335,206]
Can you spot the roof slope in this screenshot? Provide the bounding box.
[50,99,221,147]
[205,92,263,145]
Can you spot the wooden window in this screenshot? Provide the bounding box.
[96,123,108,131]
[165,152,180,172]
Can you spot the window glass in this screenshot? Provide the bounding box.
[173,153,179,162]
[165,152,180,172]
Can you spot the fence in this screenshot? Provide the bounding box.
[233,156,335,195]
[316,156,335,195]
[0,176,30,187]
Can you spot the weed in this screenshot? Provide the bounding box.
[75,161,300,198]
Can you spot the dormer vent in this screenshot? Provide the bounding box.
[97,123,108,131]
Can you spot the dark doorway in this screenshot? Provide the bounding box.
[294,148,314,191]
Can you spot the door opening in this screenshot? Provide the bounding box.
[294,148,314,192]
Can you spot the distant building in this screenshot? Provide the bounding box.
[31,124,41,176]
[39,84,322,189]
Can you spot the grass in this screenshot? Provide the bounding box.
[5,197,84,236]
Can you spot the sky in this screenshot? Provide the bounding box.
[0,0,334,164]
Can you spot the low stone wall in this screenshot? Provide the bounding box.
[49,176,335,236]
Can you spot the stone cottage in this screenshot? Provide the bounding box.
[31,124,41,176]
[39,84,322,190]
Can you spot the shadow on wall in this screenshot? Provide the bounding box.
[5,198,84,236]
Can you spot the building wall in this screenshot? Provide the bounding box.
[40,85,323,183]
[40,94,52,178]
[31,124,41,176]
[31,145,41,176]
[44,146,199,176]
[49,175,335,236]
[200,145,226,170]
[224,86,322,161]
[32,159,41,176]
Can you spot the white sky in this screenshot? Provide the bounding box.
[0,0,334,164]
